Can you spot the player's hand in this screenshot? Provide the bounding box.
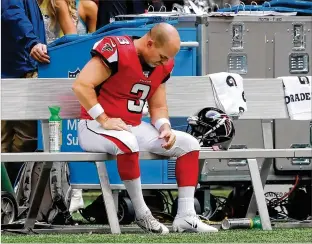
[159,125,176,150]
[30,43,50,63]
[102,118,130,131]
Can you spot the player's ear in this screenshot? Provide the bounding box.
[147,39,154,48]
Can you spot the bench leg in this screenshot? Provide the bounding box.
[246,158,273,218]
[246,120,274,219]
[198,159,213,215]
[247,159,272,230]
[95,161,121,234]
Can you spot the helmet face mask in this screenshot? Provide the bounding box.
[186,107,235,150]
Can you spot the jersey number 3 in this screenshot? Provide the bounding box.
[128,84,151,113]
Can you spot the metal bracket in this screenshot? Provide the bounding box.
[290,144,311,165]
[231,22,244,51]
[228,144,248,167]
[292,23,306,51]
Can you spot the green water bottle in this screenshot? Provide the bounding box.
[48,106,62,152]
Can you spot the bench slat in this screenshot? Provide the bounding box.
[166,77,288,119]
[295,149,312,158]
[0,151,165,162]
[1,77,288,120]
[2,148,311,162]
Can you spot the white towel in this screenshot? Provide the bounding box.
[142,102,149,116]
[208,72,247,117]
[278,76,312,120]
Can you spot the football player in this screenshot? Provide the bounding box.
[73,23,218,234]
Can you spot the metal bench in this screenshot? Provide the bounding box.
[1,76,311,234]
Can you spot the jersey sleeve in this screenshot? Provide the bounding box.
[162,73,171,83]
[91,37,118,75]
[162,60,174,83]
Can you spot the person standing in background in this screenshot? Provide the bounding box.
[1,0,50,184]
[38,0,77,44]
[96,0,128,29]
[96,0,147,29]
[76,0,98,34]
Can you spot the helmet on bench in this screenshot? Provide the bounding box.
[186,107,235,150]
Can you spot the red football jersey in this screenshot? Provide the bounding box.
[80,36,174,126]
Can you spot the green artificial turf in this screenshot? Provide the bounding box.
[2,228,312,243]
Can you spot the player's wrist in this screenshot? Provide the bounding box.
[97,113,109,125]
[154,118,171,132]
[88,103,105,120]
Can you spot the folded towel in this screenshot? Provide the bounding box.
[208,72,247,117]
[142,102,149,116]
[278,76,311,120]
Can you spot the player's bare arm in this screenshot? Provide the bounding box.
[148,83,176,149]
[148,83,169,124]
[72,56,128,131]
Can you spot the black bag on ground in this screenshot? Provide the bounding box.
[16,161,74,225]
[80,194,135,225]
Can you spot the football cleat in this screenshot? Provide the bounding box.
[173,214,218,233]
[136,211,169,234]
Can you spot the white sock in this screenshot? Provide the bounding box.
[71,189,83,198]
[123,177,150,219]
[177,186,196,216]
[178,186,195,198]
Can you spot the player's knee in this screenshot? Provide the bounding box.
[77,133,93,153]
[176,132,201,154]
[119,133,139,153]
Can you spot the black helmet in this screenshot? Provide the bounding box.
[186,107,235,150]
